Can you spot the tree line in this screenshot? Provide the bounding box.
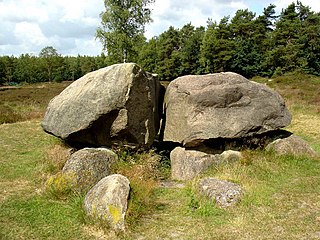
[0,46,108,85]
[136,1,320,80]
[1,1,320,85]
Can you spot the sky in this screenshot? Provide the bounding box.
[1,0,320,56]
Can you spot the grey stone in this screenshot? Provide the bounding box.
[170,147,242,181]
[62,148,118,192]
[198,178,243,208]
[42,63,162,148]
[170,147,220,181]
[83,174,130,231]
[266,135,317,157]
[163,72,291,147]
[220,150,243,163]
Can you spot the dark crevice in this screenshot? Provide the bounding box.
[195,129,292,152]
[156,129,292,154]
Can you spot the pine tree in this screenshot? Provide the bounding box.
[155,26,181,80]
[178,23,205,75]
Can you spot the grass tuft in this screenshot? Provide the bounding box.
[45,172,77,200]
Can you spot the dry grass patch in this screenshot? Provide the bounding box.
[0,180,36,203]
[82,225,118,239]
[45,143,73,174]
[0,81,71,124]
[112,150,165,226]
[286,110,320,142]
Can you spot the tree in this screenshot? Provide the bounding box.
[270,2,309,74]
[1,56,15,84]
[229,9,260,77]
[200,20,218,73]
[14,54,35,83]
[39,46,60,82]
[300,12,320,75]
[79,56,97,75]
[138,37,159,73]
[178,24,205,75]
[200,17,234,73]
[155,26,181,80]
[97,0,155,64]
[255,4,278,76]
[0,57,6,85]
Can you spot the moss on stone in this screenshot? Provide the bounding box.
[108,204,121,224]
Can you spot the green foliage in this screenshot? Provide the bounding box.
[96,0,154,63]
[39,46,60,82]
[137,1,320,80]
[0,51,108,85]
[154,26,181,80]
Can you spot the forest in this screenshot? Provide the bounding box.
[0,1,320,85]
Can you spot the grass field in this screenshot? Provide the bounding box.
[0,82,71,124]
[0,74,319,239]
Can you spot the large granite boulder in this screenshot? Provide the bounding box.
[83,174,130,231]
[163,72,291,147]
[42,63,162,148]
[266,135,317,157]
[62,148,118,192]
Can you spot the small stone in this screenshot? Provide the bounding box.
[170,147,242,181]
[220,150,243,162]
[170,147,220,181]
[62,148,118,192]
[198,178,243,208]
[266,135,317,157]
[83,174,130,231]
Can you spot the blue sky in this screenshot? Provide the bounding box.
[0,0,319,56]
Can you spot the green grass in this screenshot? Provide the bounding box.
[252,72,320,114]
[0,196,86,240]
[127,149,320,239]
[1,76,320,239]
[0,121,91,239]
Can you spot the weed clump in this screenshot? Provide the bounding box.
[45,172,76,200]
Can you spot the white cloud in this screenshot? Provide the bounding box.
[0,0,48,23]
[14,22,47,50]
[229,1,248,10]
[273,0,320,13]
[1,0,320,56]
[145,0,249,38]
[0,0,103,56]
[74,37,102,56]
